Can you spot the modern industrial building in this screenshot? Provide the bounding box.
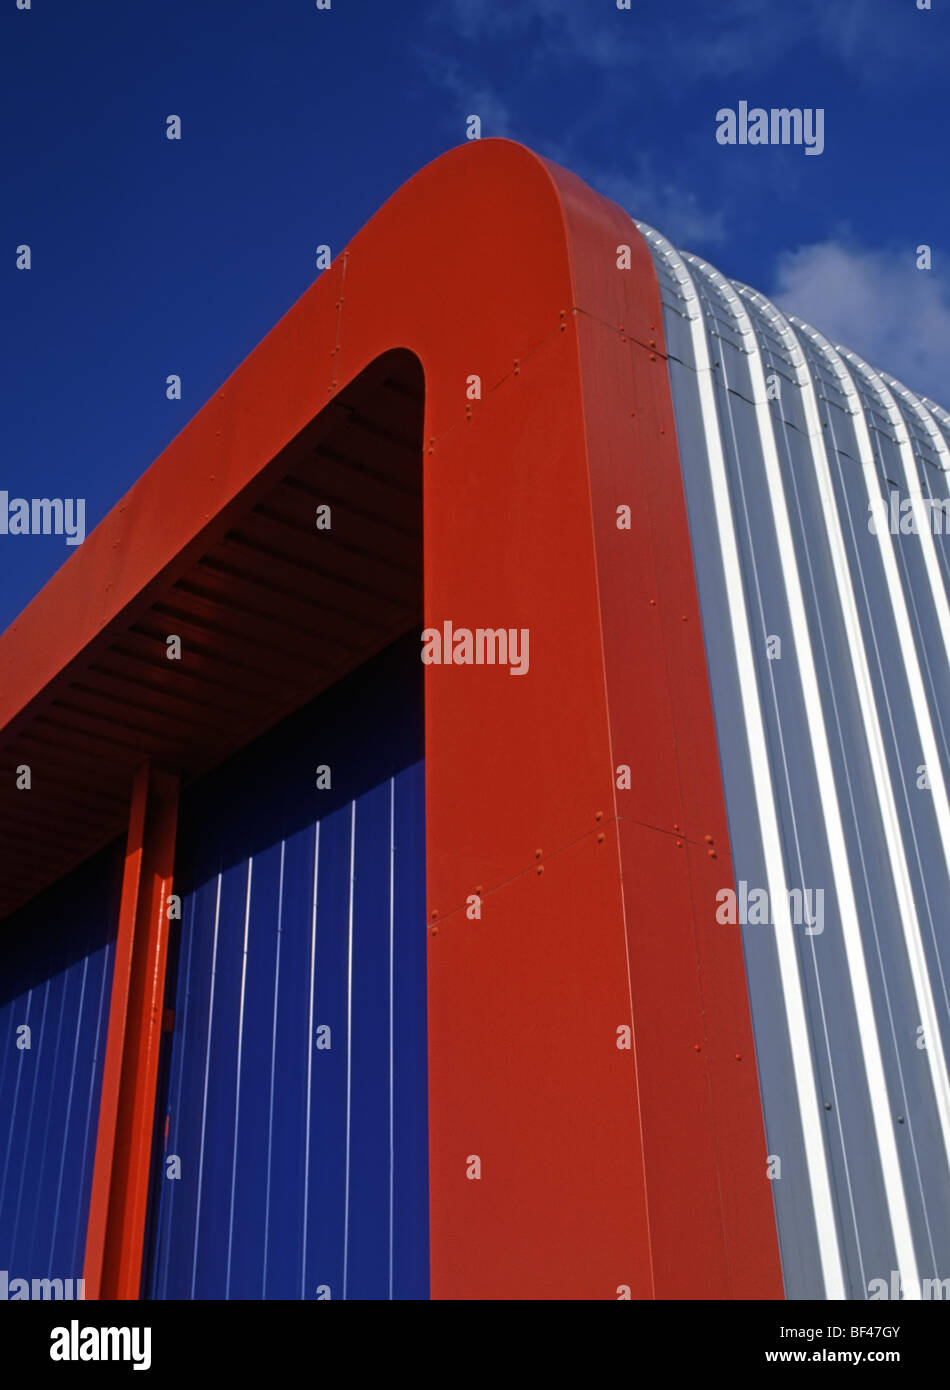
[1,139,947,1301]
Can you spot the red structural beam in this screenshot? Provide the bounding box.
[83,763,179,1300]
[5,139,783,1298]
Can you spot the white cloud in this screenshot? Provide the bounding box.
[770,240,950,409]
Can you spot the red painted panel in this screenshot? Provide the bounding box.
[569,313,682,835]
[623,338,733,844]
[617,820,748,1296]
[427,827,652,1300]
[422,331,615,908]
[558,183,782,1297]
[683,839,781,1299]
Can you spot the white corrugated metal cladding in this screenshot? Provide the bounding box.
[638,223,950,1301]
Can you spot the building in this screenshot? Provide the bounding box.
[1,139,947,1301]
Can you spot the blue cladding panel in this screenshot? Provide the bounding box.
[0,843,121,1287]
[145,634,428,1300]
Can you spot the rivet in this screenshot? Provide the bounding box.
[735,1054,742,1061]
[694,1044,701,1052]
[597,833,605,843]
[676,840,684,848]
[704,835,714,845]
[673,824,681,832]
[824,1102,832,1111]
[649,353,657,361]
[431,910,438,919]
[708,850,717,859]
[649,599,657,606]
[897,1115,905,1124]
[431,926,439,936]
[535,848,542,859]
[537,864,544,876]
[475,885,482,894]
[595,811,603,822]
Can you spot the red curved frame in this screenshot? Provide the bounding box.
[1,139,783,1299]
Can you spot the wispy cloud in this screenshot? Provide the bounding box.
[810,0,935,78]
[432,0,635,70]
[415,51,516,137]
[586,156,728,252]
[430,0,936,82]
[770,240,950,408]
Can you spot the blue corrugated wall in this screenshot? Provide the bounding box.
[0,842,121,1288]
[144,634,428,1300]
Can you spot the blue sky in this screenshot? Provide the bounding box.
[2,0,948,631]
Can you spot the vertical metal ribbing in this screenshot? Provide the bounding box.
[635,222,846,1298]
[685,252,919,1296]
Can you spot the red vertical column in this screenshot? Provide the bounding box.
[421,146,784,1299]
[84,762,179,1300]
